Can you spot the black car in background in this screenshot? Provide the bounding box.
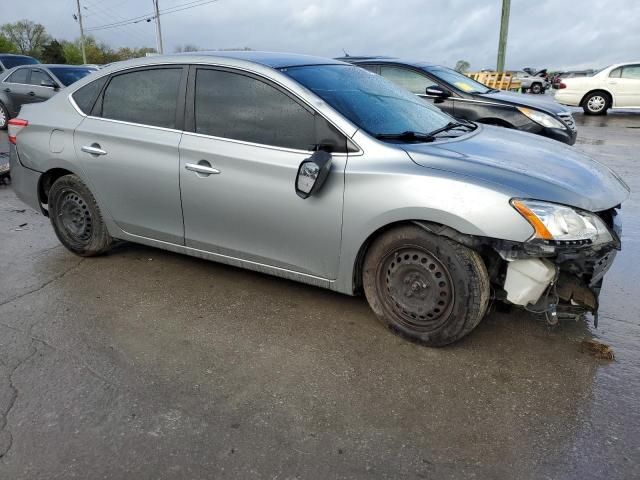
[338,56,577,145]
[0,64,97,129]
[0,54,39,73]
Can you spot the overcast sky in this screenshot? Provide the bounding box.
[3,0,639,70]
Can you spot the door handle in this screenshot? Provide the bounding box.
[609,81,618,85]
[185,162,220,176]
[28,91,35,96]
[81,145,107,156]
[3,88,10,93]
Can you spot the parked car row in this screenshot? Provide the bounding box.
[8,52,629,347]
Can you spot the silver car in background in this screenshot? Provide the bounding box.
[9,52,629,346]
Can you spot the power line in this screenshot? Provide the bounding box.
[82,0,152,46]
[85,0,220,32]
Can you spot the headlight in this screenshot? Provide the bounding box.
[517,107,566,129]
[512,199,613,245]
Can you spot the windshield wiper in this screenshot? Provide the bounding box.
[374,130,435,142]
[427,121,474,137]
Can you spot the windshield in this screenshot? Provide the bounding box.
[282,64,452,137]
[425,66,492,94]
[49,67,95,86]
[0,55,39,69]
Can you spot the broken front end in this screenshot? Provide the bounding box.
[491,202,622,325]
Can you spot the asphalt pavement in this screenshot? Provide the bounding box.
[0,112,639,479]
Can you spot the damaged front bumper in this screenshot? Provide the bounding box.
[495,208,622,324]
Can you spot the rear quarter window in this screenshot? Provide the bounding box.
[72,76,108,114]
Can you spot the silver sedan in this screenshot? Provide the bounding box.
[9,52,629,346]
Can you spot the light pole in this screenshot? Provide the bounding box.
[75,0,87,64]
[153,0,164,54]
[496,0,511,72]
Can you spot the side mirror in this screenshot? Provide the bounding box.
[425,85,451,97]
[40,79,57,89]
[295,150,332,199]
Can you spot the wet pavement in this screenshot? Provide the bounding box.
[0,112,639,479]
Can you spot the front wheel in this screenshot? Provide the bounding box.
[363,226,490,347]
[530,83,542,94]
[48,174,113,256]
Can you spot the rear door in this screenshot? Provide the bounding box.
[179,66,348,279]
[1,67,31,115]
[73,66,187,244]
[378,65,455,116]
[609,65,640,107]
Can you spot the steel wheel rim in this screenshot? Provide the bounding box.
[57,189,93,244]
[588,96,605,112]
[379,246,454,332]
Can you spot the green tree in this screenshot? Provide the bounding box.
[455,60,471,73]
[41,40,66,63]
[61,40,83,64]
[0,20,49,57]
[0,34,17,53]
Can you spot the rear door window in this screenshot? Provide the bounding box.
[100,67,183,129]
[194,68,326,151]
[6,68,28,84]
[72,76,108,114]
[380,66,439,94]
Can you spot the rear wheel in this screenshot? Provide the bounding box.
[530,83,542,94]
[362,225,490,347]
[582,91,610,115]
[0,103,9,130]
[48,174,113,256]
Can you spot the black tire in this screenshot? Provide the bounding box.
[0,102,9,130]
[582,91,610,115]
[48,174,113,256]
[362,225,490,347]
[530,83,542,94]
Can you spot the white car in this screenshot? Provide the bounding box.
[555,62,640,115]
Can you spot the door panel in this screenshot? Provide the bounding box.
[74,118,184,244]
[609,65,640,107]
[179,135,345,278]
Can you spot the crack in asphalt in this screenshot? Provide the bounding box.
[0,342,39,461]
[0,257,85,308]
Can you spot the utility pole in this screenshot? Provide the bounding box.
[76,0,87,64]
[496,0,511,72]
[153,0,164,54]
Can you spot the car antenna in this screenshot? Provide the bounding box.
[342,48,349,57]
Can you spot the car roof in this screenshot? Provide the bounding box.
[336,56,440,68]
[176,51,346,68]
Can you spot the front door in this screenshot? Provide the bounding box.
[179,67,347,279]
[379,65,456,116]
[27,68,58,104]
[73,66,186,244]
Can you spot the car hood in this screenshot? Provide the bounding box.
[479,90,567,114]
[403,125,630,212]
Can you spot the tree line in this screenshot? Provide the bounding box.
[0,19,158,64]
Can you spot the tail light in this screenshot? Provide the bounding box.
[8,118,28,145]
[558,82,567,89]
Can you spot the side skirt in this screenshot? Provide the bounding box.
[113,230,335,291]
